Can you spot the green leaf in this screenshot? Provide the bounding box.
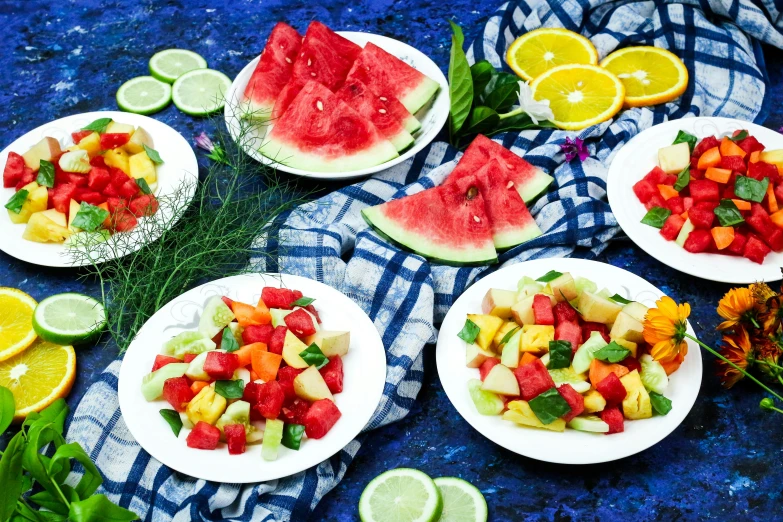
[672,130,697,153]
[29,491,69,515]
[673,163,691,192]
[547,340,572,370]
[281,424,305,451]
[484,74,520,112]
[498,326,520,348]
[22,421,66,501]
[650,391,673,415]
[214,379,245,399]
[292,296,315,307]
[39,399,69,434]
[68,494,139,521]
[142,144,163,164]
[36,160,55,188]
[299,344,329,369]
[536,270,563,283]
[447,20,473,140]
[220,326,239,352]
[81,118,113,134]
[640,207,671,229]
[729,130,749,142]
[463,106,500,136]
[136,178,152,195]
[0,432,26,521]
[0,386,14,436]
[4,189,28,214]
[714,199,745,227]
[48,443,103,499]
[457,319,480,344]
[470,61,495,102]
[593,342,631,363]
[528,388,571,424]
[71,202,110,232]
[159,409,183,437]
[734,175,769,203]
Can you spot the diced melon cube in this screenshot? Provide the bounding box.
[658,142,690,174]
[124,127,154,154]
[105,121,135,135]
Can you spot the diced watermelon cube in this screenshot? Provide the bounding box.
[303,399,342,439]
[3,152,26,188]
[254,380,285,420]
[242,324,275,345]
[553,302,577,325]
[532,294,555,325]
[110,167,129,188]
[284,308,317,337]
[664,196,684,215]
[693,135,720,158]
[744,235,771,264]
[513,359,555,401]
[119,178,140,199]
[687,205,714,229]
[186,421,220,449]
[67,173,89,187]
[643,167,668,184]
[479,357,501,381]
[79,191,104,206]
[129,194,159,217]
[183,353,198,363]
[645,194,666,211]
[555,321,581,353]
[223,424,246,455]
[261,287,299,309]
[726,231,747,256]
[595,373,627,405]
[203,351,240,380]
[268,325,288,355]
[689,179,720,203]
[620,356,642,373]
[582,322,610,344]
[683,229,713,253]
[99,133,131,149]
[719,155,747,174]
[152,354,181,372]
[71,130,93,144]
[736,135,764,154]
[102,182,121,198]
[660,214,686,241]
[599,406,625,435]
[305,304,322,323]
[688,168,704,180]
[748,161,779,183]
[51,183,77,214]
[14,167,35,191]
[682,197,694,211]
[87,167,111,192]
[280,398,310,425]
[162,376,194,412]
[242,381,262,406]
[766,229,783,252]
[633,179,659,204]
[90,155,106,168]
[278,366,304,401]
[557,384,584,423]
[320,356,344,393]
[106,197,126,215]
[112,210,138,232]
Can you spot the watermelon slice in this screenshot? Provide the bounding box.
[362,175,498,265]
[345,42,440,114]
[446,135,554,204]
[259,81,398,172]
[381,92,421,135]
[336,78,414,152]
[242,22,302,121]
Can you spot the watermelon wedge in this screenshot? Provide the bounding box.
[345,42,440,115]
[336,78,414,152]
[446,134,553,204]
[362,175,498,265]
[383,93,422,135]
[259,81,398,172]
[241,22,302,121]
[272,21,361,120]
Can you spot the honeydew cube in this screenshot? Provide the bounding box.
[304,330,350,358]
[620,370,652,420]
[481,288,518,319]
[548,272,578,302]
[511,294,557,325]
[576,291,623,325]
[23,137,62,172]
[622,301,649,323]
[675,218,695,247]
[500,329,523,368]
[609,311,645,344]
[503,400,566,432]
[480,364,520,396]
[658,142,690,174]
[467,314,504,351]
[466,343,496,368]
[520,325,554,354]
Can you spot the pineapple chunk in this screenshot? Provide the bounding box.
[22,137,61,172]
[492,322,518,351]
[658,142,690,174]
[582,389,606,413]
[105,121,135,135]
[620,370,652,420]
[186,383,227,425]
[124,127,154,154]
[612,338,637,358]
[481,288,517,319]
[23,211,71,243]
[40,209,67,227]
[104,147,130,174]
[7,182,47,224]
[129,151,157,185]
[520,325,554,354]
[503,400,566,432]
[76,132,102,157]
[466,314,504,351]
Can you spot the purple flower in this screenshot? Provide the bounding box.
[560,137,589,162]
[194,132,215,152]
[194,132,228,164]
[779,126,783,135]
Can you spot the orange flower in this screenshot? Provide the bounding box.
[717,327,753,388]
[717,287,757,331]
[643,296,690,363]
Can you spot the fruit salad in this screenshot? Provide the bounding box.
[461,271,680,434]
[633,129,783,264]
[3,117,161,245]
[141,287,349,459]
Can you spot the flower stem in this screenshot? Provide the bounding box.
[497,108,523,121]
[749,358,783,372]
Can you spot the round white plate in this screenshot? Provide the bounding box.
[0,111,198,268]
[118,273,387,483]
[436,258,702,465]
[224,31,449,180]
[607,116,783,283]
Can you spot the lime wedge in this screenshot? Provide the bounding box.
[32,293,106,346]
[149,49,207,83]
[116,76,172,115]
[359,468,443,522]
[171,69,231,116]
[434,477,488,522]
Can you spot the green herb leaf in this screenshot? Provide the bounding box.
[29,490,70,515]
[281,423,306,451]
[673,163,691,192]
[734,175,769,203]
[292,296,315,307]
[640,207,671,229]
[37,159,55,188]
[484,73,520,112]
[447,20,473,141]
[0,431,26,521]
[672,130,697,153]
[470,60,495,102]
[48,442,103,499]
[650,391,673,415]
[136,178,152,195]
[159,409,183,437]
[220,326,239,352]
[39,398,69,434]
[82,118,113,134]
[457,319,480,344]
[498,326,520,348]
[143,144,163,164]
[528,387,571,424]
[729,130,749,142]
[68,493,139,521]
[547,340,572,370]
[714,199,745,227]
[593,342,631,363]
[23,419,66,499]
[72,202,110,232]
[299,344,329,369]
[0,386,14,436]
[463,106,500,136]
[214,379,245,399]
[4,189,28,214]
[536,270,563,283]
[609,294,632,305]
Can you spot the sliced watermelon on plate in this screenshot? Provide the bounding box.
[378,92,421,135]
[259,80,398,172]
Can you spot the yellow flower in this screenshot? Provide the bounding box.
[717,327,753,388]
[717,287,757,331]
[643,296,690,363]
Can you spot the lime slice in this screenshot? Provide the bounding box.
[116,76,172,115]
[171,69,231,116]
[358,468,443,522]
[32,293,106,346]
[434,477,488,522]
[149,49,207,84]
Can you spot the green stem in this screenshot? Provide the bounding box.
[498,107,523,121]
[750,358,783,372]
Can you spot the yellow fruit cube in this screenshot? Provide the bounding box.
[105,121,135,135]
[582,389,606,413]
[520,325,554,353]
[466,314,504,351]
[492,322,519,351]
[129,151,157,185]
[7,183,47,224]
[22,211,71,243]
[503,400,566,432]
[76,132,102,157]
[620,370,652,420]
[186,384,227,426]
[124,127,153,154]
[104,147,130,174]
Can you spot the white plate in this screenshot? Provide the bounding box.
[0,111,198,267]
[607,116,783,283]
[436,258,702,465]
[224,31,449,180]
[118,273,387,483]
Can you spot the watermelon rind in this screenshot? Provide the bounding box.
[494,223,542,251]
[402,114,422,134]
[260,137,399,173]
[517,169,554,203]
[388,131,415,153]
[402,76,440,115]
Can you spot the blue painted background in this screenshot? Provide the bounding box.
[1,0,782,520]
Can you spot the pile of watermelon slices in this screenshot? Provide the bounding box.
[242,21,440,173]
[362,135,554,265]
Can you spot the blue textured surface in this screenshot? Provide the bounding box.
[1,1,782,520]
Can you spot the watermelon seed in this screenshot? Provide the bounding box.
[379,108,387,114]
[473,215,481,223]
[467,186,479,199]
[307,58,312,66]
[380,96,387,101]
[311,72,316,77]
[507,181,514,189]
[285,57,292,64]
[316,100,324,111]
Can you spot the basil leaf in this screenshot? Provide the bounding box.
[0,431,27,521]
[650,391,672,415]
[159,409,183,437]
[136,178,152,195]
[214,379,245,399]
[71,202,110,232]
[640,207,671,229]
[143,144,163,164]
[547,340,572,370]
[729,130,749,142]
[673,163,691,192]
[528,387,571,424]
[447,20,473,140]
[714,199,745,227]
[536,270,563,283]
[463,106,500,136]
[292,296,315,307]
[220,326,239,352]
[48,442,102,499]
[37,159,55,188]
[593,342,631,363]
[299,343,329,369]
[470,60,495,102]
[609,294,632,305]
[282,423,305,451]
[0,386,14,436]
[498,326,520,348]
[68,493,139,521]
[457,318,480,344]
[484,74,520,112]
[81,117,113,133]
[672,130,697,153]
[734,175,769,203]
[4,189,28,214]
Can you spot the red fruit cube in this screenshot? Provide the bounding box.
[87,167,111,192]
[688,168,704,180]
[660,214,686,241]
[532,294,555,325]
[278,366,304,401]
[90,155,106,168]
[305,304,322,323]
[71,130,93,144]
[599,406,625,435]
[736,135,764,154]
[595,373,627,405]
[129,194,159,217]
[151,354,181,372]
[693,135,720,158]
[644,194,666,211]
[112,210,138,232]
[67,173,89,187]
[162,377,194,412]
[99,133,131,149]
[242,324,275,345]
[553,302,577,325]
[261,287,299,309]
[687,205,714,229]
[183,353,198,363]
[633,179,659,204]
[718,155,747,174]
[268,325,288,355]
[620,356,642,373]
[683,229,713,253]
[284,308,317,338]
[557,384,584,423]
[223,424,246,455]
[726,231,747,256]
[303,399,342,439]
[242,381,263,406]
[51,183,77,214]
[683,197,694,211]
[106,197,126,215]
[643,166,668,185]
[320,356,344,394]
[689,179,720,203]
[513,359,555,401]
[664,196,684,215]
[81,191,105,206]
[14,168,35,191]
[280,398,310,425]
[555,321,581,353]
[255,380,285,420]
[186,421,220,449]
[203,351,240,380]
[119,178,140,199]
[582,322,610,344]
[744,235,771,264]
[3,152,26,188]
[221,296,234,308]
[102,182,121,198]
[110,167,130,188]
[479,357,501,381]
[748,161,779,183]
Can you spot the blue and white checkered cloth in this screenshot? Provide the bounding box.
[67,1,783,520]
